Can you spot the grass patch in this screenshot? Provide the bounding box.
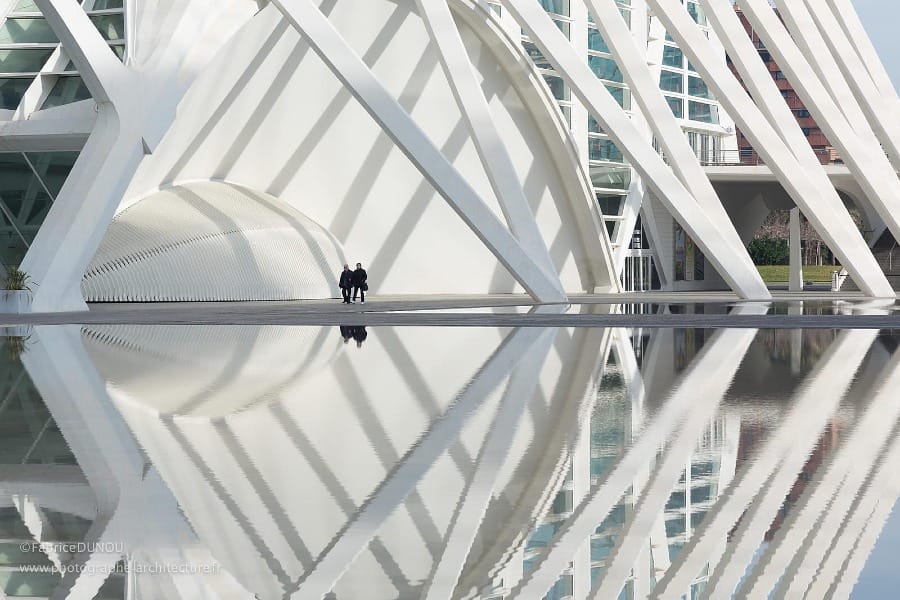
[757,265,841,283]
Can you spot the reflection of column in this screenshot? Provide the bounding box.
[697,329,877,599]
[589,324,760,599]
[285,323,559,600]
[422,329,558,600]
[789,208,803,293]
[654,328,876,597]
[20,326,241,600]
[788,303,803,375]
[825,430,900,599]
[747,349,900,599]
[511,307,765,600]
[454,316,615,598]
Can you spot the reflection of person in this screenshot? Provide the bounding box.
[340,325,354,344]
[352,262,368,304]
[338,264,353,304]
[352,326,368,348]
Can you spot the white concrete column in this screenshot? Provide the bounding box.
[789,207,803,293]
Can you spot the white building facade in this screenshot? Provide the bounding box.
[0,0,895,310]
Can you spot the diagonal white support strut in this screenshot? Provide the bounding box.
[585,0,766,297]
[646,0,893,298]
[270,0,566,302]
[736,0,900,286]
[500,0,770,299]
[413,0,562,291]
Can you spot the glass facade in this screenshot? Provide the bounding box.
[0,0,127,112]
[0,152,77,268]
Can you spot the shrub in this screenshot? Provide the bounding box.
[748,237,789,266]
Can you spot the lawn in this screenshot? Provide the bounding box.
[757,265,841,283]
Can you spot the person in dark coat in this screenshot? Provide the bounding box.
[352,326,368,348]
[352,262,368,304]
[339,325,354,343]
[338,263,353,304]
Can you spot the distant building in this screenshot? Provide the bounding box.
[729,6,841,165]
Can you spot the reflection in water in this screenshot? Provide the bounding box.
[0,323,898,598]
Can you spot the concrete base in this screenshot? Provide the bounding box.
[0,291,33,314]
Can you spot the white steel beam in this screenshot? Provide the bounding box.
[412,0,562,291]
[647,0,892,298]
[586,0,765,295]
[500,0,770,299]
[33,0,128,104]
[270,0,566,302]
[782,0,900,173]
[737,0,900,284]
[771,1,877,143]
[653,328,878,598]
[507,306,766,599]
[824,0,900,107]
[22,0,143,312]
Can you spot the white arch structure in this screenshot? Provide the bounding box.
[0,0,897,311]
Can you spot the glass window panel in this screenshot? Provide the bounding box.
[596,194,624,216]
[688,75,713,99]
[588,27,609,53]
[659,70,683,93]
[589,138,624,162]
[588,115,605,134]
[538,0,569,16]
[41,75,91,109]
[688,101,719,123]
[110,43,125,60]
[589,55,624,83]
[665,95,683,118]
[590,166,631,189]
[522,41,553,71]
[543,75,568,101]
[605,220,617,238]
[89,14,124,41]
[606,85,630,109]
[91,0,124,8]
[12,0,39,11]
[687,1,707,26]
[0,18,58,44]
[0,78,31,110]
[24,151,78,198]
[0,49,53,73]
[662,45,683,69]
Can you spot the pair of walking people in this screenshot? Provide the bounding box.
[339,262,368,304]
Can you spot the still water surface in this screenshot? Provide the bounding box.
[1,324,898,599]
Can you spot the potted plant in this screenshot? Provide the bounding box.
[2,266,33,313]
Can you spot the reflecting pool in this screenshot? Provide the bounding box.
[0,323,899,599]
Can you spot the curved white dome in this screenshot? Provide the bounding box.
[82,181,346,302]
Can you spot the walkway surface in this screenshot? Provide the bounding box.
[0,291,898,329]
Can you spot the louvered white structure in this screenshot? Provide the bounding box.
[0,0,896,310]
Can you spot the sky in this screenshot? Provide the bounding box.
[853,0,900,91]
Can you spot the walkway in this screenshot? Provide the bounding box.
[0,291,897,328]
